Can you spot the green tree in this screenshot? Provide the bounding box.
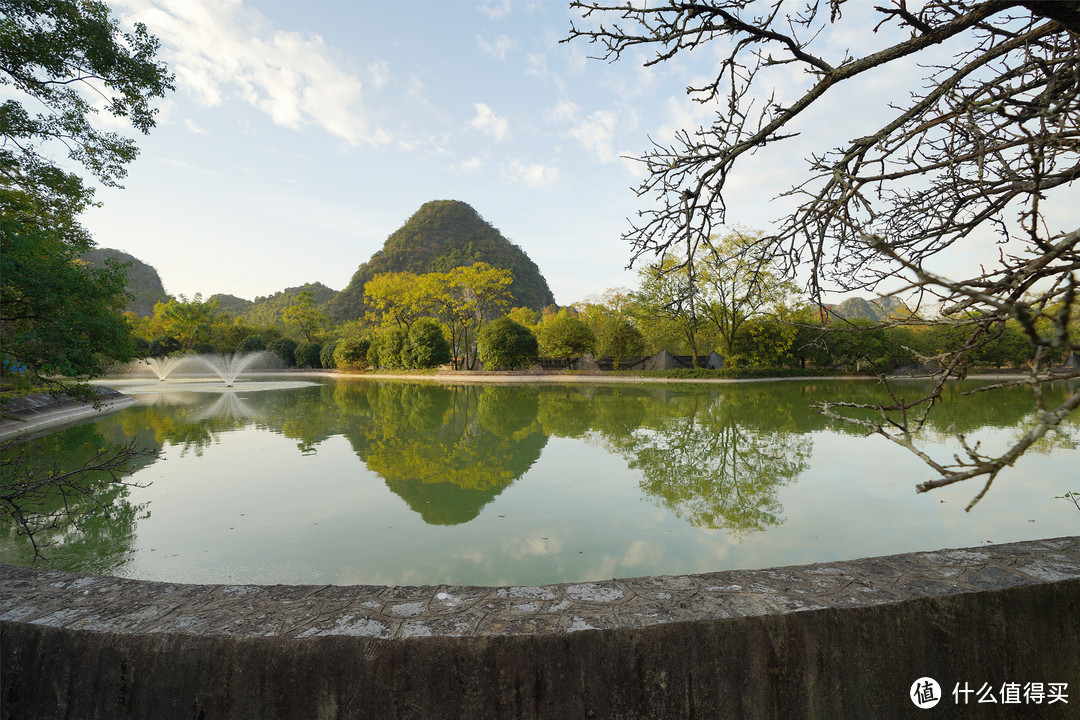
[332,337,370,370]
[2,202,134,390]
[430,262,515,370]
[294,341,323,369]
[153,294,219,350]
[282,290,327,342]
[505,306,540,330]
[537,310,595,368]
[363,271,433,329]
[632,256,710,365]
[478,316,539,370]
[698,229,795,357]
[594,316,646,369]
[404,317,451,369]
[367,326,409,369]
[1,0,171,558]
[1,0,172,395]
[268,338,298,367]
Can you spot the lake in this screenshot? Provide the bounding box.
[1,376,1077,586]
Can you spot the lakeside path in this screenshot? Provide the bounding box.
[2,369,1049,440]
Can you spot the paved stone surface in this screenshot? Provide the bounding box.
[2,536,1077,640]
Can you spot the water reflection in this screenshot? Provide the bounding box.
[3,378,1076,581]
[339,383,547,524]
[0,423,158,573]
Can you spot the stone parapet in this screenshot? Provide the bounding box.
[2,536,1078,719]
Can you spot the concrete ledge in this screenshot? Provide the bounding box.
[2,537,1078,719]
[0,387,136,440]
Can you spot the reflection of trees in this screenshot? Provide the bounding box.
[822,379,1080,439]
[0,423,159,572]
[117,400,246,456]
[339,383,548,525]
[611,389,812,536]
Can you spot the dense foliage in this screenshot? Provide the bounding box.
[537,311,595,367]
[405,318,452,369]
[478,317,539,370]
[294,341,323,369]
[1,0,172,395]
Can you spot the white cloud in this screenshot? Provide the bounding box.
[114,0,372,146]
[367,60,391,90]
[569,109,619,162]
[470,102,509,141]
[546,98,578,124]
[183,118,207,134]
[477,34,516,60]
[478,0,512,20]
[454,156,485,173]
[504,160,559,188]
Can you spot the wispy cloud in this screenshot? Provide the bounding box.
[569,109,619,162]
[183,118,207,134]
[477,34,516,60]
[114,0,374,146]
[470,103,509,141]
[504,159,559,188]
[478,0,512,20]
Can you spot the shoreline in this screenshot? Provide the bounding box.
[3,369,1070,440]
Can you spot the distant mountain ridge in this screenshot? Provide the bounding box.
[826,296,909,322]
[212,283,337,330]
[328,200,556,322]
[79,247,169,317]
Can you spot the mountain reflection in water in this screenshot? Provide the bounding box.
[2,378,1075,585]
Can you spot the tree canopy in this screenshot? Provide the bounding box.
[567,0,1080,506]
[1,0,173,393]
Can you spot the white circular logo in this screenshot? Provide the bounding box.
[911,677,942,709]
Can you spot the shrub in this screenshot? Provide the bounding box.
[268,338,298,367]
[294,341,322,368]
[320,340,339,369]
[478,317,539,370]
[537,311,594,368]
[405,318,451,369]
[131,336,150,357]
[192,342,214,355]
[148,335,181,357]
[367,327,408,369]
[333,337,370,370]
[237,336,266,353]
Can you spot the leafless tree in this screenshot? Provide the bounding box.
[1,438,158,561]
[566,0,1079,508]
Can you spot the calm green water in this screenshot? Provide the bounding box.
[2,377,1077,586]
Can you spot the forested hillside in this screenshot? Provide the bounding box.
[79,248,169,317]
[329,200,555,322]
[212,283,337,330]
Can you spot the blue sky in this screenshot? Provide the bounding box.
[75,1,1079,307]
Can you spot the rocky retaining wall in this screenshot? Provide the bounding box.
[2,537,1078,719]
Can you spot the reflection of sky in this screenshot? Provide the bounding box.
[33,383,1080,587]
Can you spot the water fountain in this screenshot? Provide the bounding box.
[193,351,274,387]
[143,356,192,381]
[108,351,308,395]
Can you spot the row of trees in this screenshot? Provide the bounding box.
[122,233,1070,378]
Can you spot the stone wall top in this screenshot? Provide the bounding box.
[2,536,1077,641]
